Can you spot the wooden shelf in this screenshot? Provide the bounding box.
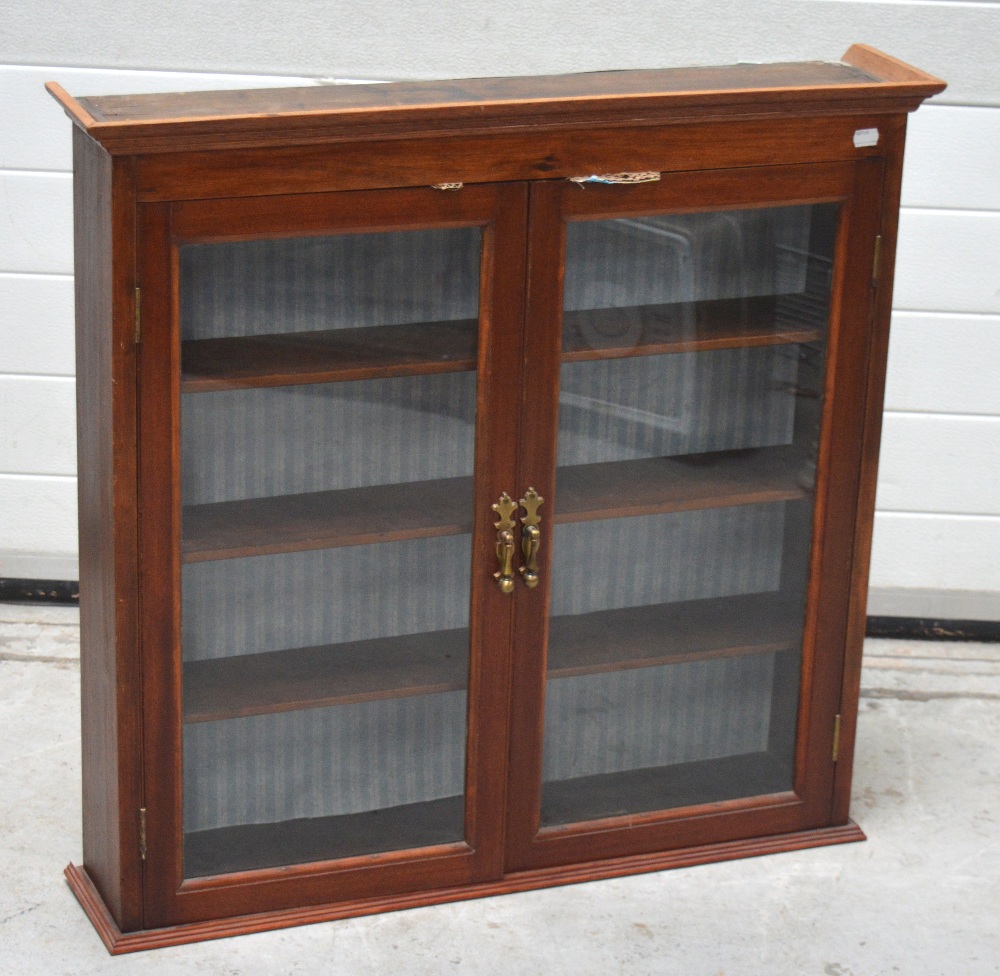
[554,445,810,524]
[178,297,820,394]
[182,591,801,724]
[182,445,809,563]
[562,296,823,363]
[184,628,469,723]
[181,319,479,392]
[182,474,473,563]
[547,591,801,679]
[540,751,792,828]
[185,795,466,878]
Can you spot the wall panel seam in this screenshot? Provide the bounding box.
[882,410,1000,420]
[875,510,1000,520]
[900,206,1000,216]
[0,472,76,482]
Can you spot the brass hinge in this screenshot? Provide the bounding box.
[139,807,147,860]
[134,286,141,344]
[872,235,882,284]
[832,714,842,762]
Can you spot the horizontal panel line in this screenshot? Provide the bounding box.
[0,470,77,479]
[829,0,1000,8]
[0,169,71,179]
[0,373,75,382]
[0,271,73,281]
[892,310,1000,321]
[919,102,1000,111]
[0,166,70,176]
[900,206,1000,217]
[0,473,76,483]
[1,61,324,81]
[875,510,1000,521]
[883,409,1000,420]
[893,306,1000,315]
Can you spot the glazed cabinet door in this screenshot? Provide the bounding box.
[506,160,883,870]
[137,184,527,926]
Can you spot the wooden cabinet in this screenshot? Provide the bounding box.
[49,46,944,952]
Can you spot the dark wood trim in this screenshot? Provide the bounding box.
[134,115,895,203]
[66,820,865,952]
[832,125,907,824]
[841,44,946,88]
[73,131,143,933]
[783,157,884,827]
[505,160,866,872]
[138,180,529,928]
[170,183,505,242]
[47,49,943,155]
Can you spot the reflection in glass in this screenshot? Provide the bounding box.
[541,205,838,826]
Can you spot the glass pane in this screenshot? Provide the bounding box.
[178,227,481,876]
[541,204,837,827]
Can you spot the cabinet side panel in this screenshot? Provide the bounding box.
[833,117,908,823]
[73,128,142,930]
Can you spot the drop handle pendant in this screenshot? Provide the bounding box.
[519,488,544,589]
[492,493,518,594]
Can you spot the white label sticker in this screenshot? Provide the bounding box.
[853,128,880,148]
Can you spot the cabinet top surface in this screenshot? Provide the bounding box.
[47,45,944,155]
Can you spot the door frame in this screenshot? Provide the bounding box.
[136,182,529,927]
[504,159,884,871]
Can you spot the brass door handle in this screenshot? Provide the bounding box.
[519,488,543,589]
[492,493,518,594]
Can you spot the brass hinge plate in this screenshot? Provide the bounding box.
[134,286,141,344]
[139,807,147,860]
[832,714,842,762]
[872,234,882,284]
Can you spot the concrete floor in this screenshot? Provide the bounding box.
[1,603,998,975]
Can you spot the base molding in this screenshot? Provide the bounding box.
[66,820,866,954]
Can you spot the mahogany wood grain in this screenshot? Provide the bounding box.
[546,592,800,680]
[833,127,909,824]
[181,319,478,391]
[185,798,467,878]
[182,475,472,562]
[136,201,185,928]
[180,446,809,562]
[183,629,471,722]
[72,129,143,932]
[787,158,885,824]
[181,591,800,723]
[554,446,810,523]
[47,51,943,156]
[135,115,894,203]
[66,820,865,953]
[77,62,879,124]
